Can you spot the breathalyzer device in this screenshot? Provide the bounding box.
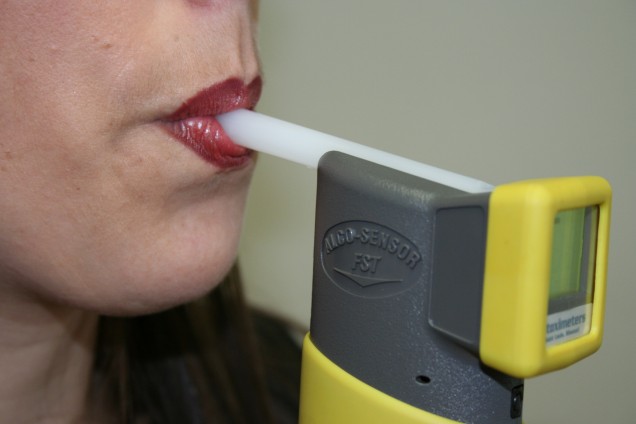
[219,110,611,424]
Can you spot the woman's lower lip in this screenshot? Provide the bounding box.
[161,116,253,169]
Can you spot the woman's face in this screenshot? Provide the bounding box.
[0,1,261,314]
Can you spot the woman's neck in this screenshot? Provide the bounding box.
[0,291,98,423]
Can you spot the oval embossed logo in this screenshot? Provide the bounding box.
[321,220,423,297]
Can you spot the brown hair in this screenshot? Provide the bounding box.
[92,265,300,423]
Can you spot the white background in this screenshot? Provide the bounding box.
[240,1,636,422]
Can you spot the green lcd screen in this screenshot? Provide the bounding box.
[546,206,598,346]
[549,207,598,303]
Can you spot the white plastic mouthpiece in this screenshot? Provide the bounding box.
[217,109,493,193]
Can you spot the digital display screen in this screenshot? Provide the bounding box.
[546,206,598,346]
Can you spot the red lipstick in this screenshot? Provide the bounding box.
[161,77,262,169]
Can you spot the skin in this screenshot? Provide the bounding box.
[0,0,260,421]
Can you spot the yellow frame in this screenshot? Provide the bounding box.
[480,177,611,378]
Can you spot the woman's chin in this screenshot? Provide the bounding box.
[81,269,230,317]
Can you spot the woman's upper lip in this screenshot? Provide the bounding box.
[164,76,262,121]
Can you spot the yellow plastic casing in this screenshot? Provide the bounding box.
[480,177,611,378]
[299,334,460,424]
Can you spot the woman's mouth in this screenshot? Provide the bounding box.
[160,76,262,169]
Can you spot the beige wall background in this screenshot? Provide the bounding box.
[239,1,635,423]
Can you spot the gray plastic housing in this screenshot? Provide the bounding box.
[310,152,523,423]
